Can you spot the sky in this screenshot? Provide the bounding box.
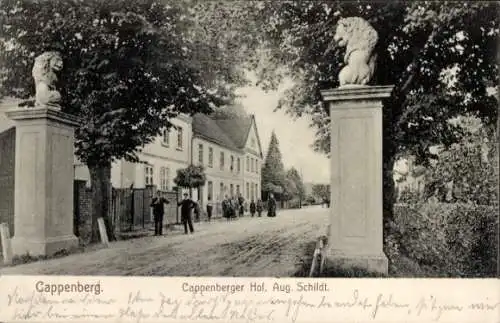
[234,80,330,184]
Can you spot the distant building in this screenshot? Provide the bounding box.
[73,109,264,207]
[74,114,193,192]
[192,113,263,205]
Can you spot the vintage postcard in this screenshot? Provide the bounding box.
[0,1,498,322]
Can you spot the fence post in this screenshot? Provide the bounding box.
[129,188,134,231]
[142,188,145,229]
[108,185,114,234]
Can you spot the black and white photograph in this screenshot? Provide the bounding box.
[0,0,498,280]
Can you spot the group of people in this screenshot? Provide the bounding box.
[221,194,246,220]
[221,193,277,219]
[150,191,279,236]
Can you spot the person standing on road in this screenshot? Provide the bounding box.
[177,193,195,234]
[222,195,231,221]
[206,197,213,222]
[256,199,263,217]
[267,193,277,217]
[193,200,201,222]
[230,196,237,220]
[249,199,256,217]
[238,194,245,217]
[150,191,170,236]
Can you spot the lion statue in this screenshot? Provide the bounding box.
[32,51,63,109]
[333,17,378,86]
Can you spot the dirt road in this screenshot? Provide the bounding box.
[0,206,329,277]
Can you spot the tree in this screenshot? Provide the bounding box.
[211,102,249,119]
[236,1,498,237]
[0,0,247,242]
[173,164,207,198]
[312,184,330,202]
[424,119,498,205]
[285,167,306,204]
[261,131,286,199]
[283,177,297,201]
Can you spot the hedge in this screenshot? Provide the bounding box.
[385,202,498,277]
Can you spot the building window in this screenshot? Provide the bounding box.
[230,155,234,172]
[256,160,259,173]
[230,184,234,197]
[177,127,183,150]
[198,144,204,165]
[246,182,249,199]
[162,129,170,146]
[144,165,154,186]
[237,157,241,173]
[255,183,259,199]
[246,156,250,171]
[159,166,169,191]
[251,183,254,200]
[208,147,213,168]
[251,158,254,172]
[220,152,225,170]
[220,182,224,198]
[236,185,240,196]
[207,181,213,201]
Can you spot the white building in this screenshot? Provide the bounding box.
[191,113,263,206]
[0,97,264,207]
[75,111,264,207]
[74,114,193,193]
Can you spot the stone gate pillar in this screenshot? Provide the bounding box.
[320,85,393,275]
[6,107,80,256]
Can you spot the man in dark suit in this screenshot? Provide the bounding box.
[150,191,170,236]
[177,193,195,234]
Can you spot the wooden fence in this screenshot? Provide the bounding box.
[110,187,179,233]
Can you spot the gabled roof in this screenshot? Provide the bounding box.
[192,113,242,151]
[192,112,263,156]
[248,115,264,158]
[214,117,252,149]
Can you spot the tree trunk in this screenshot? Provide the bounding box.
[88,163,116,243]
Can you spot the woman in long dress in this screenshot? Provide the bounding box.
[267,194,277,217]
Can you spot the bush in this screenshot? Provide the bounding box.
[386,202,498,277]
[398,188,421,204]
[304,195,316,205]
[286,199,301,209]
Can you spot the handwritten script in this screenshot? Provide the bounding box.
[4,287,499,322]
